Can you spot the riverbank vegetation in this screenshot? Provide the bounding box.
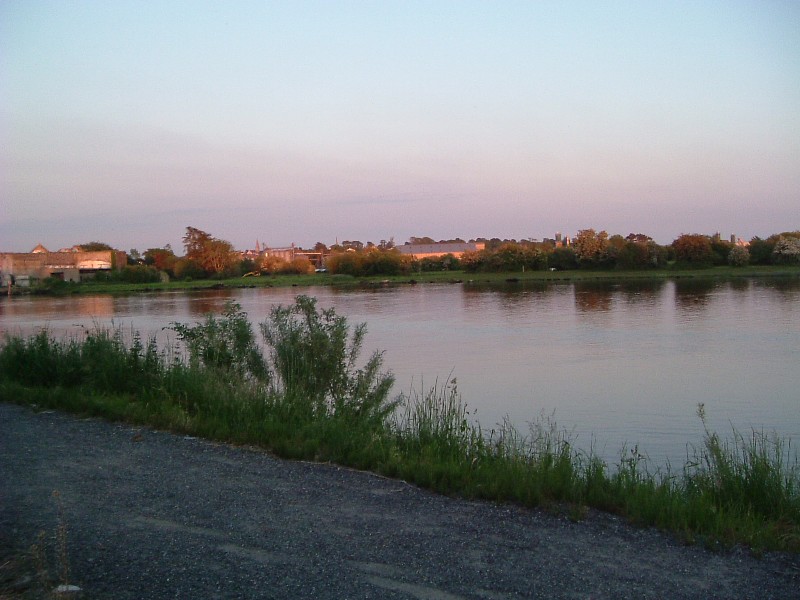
[6,227,800,296]
[11,263,800,298]
[1,297,797,554]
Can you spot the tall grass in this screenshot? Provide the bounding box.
[0,297,797,553]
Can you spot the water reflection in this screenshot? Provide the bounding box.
[761,277,800,301]
[185,289,237,317]
[1,277,798,468]
[573,282,613,313]
[673,279,717,313]
[616,280,666,306]
[729,278,751,293]
[461,281,556,318]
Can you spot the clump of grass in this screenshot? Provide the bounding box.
[1,298,798,553]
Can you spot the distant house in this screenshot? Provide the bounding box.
[396,242,485,260]
[0,245,126,286]
[260,244,325,268]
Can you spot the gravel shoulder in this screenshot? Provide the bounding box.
[1,402,798,599]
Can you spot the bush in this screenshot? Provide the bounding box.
[171,303,269,382]
[173,258,206,280]
[727,245,750,267]
[672,234,713,267]
[279,257,315,275]
[326,250,408,277]
[261,296,397,425]
[547,247,579,270]
[415,254,461,272]
[772,236,800,265]
[120,265,161,283]
[326,252,363,276]
[748,237,775,265]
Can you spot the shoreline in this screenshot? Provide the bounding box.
[4,265,800,298]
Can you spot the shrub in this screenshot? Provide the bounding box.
[672,234,713,267]
[259,255,288,275]
[120,265,161,283]
[261,296,397,425]
[727,245,750,267]
[171,302,269,382]
[772,236,800,265]
[326,252,364,276]
[547,247,579,270]
[279,257,315,275]
[172,258,206,280]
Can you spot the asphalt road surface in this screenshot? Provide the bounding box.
[1,403,797,599]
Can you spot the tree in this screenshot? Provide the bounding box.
[144,247,177,274]
[548,247,578,270]
[281,257,315,275]
[182,227,213,261]
[182,226,237,276]
[259,255,287,275]
[748,237,775,265]
[459,250,484,272]
[710,237,733,266]
[80,241,114,251]
[672,234,713,266]
[203,239,238,274]
[727,245,750,267]
[341,240,364,251]
[326,251,363,276]
[573,229,609,267]
[772,236,800,264]
[408,236,435,245]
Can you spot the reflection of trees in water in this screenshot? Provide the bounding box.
[674,279,717,311]
[186,289,236,317]
[729,278,751,293]
[1,295,116,319]
[616,280,666,306]
[461,281,555,318]
[573,282,614,313]
[757,277,800,302]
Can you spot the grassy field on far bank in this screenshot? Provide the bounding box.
[1,297,797,554]
[9,264,800,297]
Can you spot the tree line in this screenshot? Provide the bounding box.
[91,227,800,283]
[323,230,800,277]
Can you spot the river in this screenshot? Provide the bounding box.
[1,277,798,469]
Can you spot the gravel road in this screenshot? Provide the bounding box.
[1,402,797,599]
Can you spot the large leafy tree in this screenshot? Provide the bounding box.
[672,234,713,266]
[182,226,237,275]
[772,236,800,264]
[144,246,177,273]
[573,229,609,267]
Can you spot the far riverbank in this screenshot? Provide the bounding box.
[5,265,800,297]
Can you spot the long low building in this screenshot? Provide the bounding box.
[395,242,485,260]
[0,245,127,286]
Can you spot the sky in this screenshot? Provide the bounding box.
[1,1,799,253]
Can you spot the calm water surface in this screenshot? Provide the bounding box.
[2,278,798,468]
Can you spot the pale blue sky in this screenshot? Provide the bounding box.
[2,0,798,252]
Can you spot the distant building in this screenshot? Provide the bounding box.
[0,245,126,286]
[260,244,325,268]
[543,233,571,248]
[396,242,485,260]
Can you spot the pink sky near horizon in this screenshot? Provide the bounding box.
[2,1,799,253]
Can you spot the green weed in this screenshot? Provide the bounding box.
[0,299,797,553]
